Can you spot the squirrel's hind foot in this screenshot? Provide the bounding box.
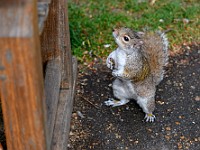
[104,98,130,107]
[145,113,156,122]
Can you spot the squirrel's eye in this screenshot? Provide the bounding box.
[123,36,130,42]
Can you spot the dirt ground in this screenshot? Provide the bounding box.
[68,44,200,150]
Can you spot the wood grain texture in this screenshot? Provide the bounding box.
[44,57,62,147]
[50,1,77,149]
[51,57,77,150]
[40,0,61,62]
[0,39,47,150]
[40,0,62,146]
[0,1,47,150]
[59,0,73,90]
[40,0,73,147]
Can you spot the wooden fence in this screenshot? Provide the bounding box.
[0,0,77,149]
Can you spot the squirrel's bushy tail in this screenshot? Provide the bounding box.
[157,31,169,65]
[143,31,169,85]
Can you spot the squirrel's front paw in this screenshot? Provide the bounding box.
[112,70,130,79]
[106,57,115,70]
[144,113,156,122]
[112,70,123,77]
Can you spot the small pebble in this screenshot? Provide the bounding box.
[77,111,85,118]
[157,100,165,105]
[134,140,139,144]
[177,142,183,149]
[166,127,171,131]
[147,128,152,132]
[83,51,88,54]
[194,96,200,101]
[159,19,164,23]
[104,44,111,48]
[175,121,181,125]
[179,115,184,119]
[180,136,185,140]
[183,18,189,24]
[166,80,172,85]
[165,135,171,140]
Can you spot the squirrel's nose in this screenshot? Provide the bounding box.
[112,28,118,32]
[112,28,116,32]
[112,28,119,36]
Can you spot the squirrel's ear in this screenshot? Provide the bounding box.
[136,32,145,38]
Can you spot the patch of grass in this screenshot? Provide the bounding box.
[68,0,200,62]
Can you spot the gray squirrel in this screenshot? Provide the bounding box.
[105,27,168,122]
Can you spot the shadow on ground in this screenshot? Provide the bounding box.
[68,45,200,150]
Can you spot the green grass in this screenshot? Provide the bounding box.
[68,0,200,62]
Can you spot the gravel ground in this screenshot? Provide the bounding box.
[68,44,200,150]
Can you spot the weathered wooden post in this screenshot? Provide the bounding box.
[0,0,77,149]
[0,0,47,149]
[40,0,77,149]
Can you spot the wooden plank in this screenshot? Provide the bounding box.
[51,1,77,149]
[0,1,47,150]
[59,0,73,91]
[40,0,70,146]
[40,0,61,63]
[40,0,73,76]
[51,57,77,150]
[51,89,72,150]
[44,56,62,147]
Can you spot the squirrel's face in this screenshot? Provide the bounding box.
[113,27,144,52]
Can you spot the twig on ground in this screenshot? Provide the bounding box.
[80,96,100,109]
